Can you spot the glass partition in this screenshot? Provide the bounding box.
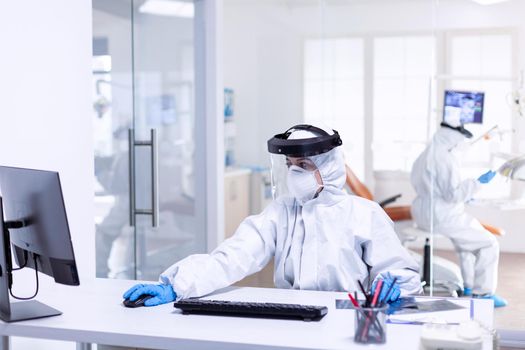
[434,0,525,334]
[225,3,525,333]
[92,0,207,281]
[222,0,436,291]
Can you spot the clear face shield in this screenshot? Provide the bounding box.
[267,125,343,203]
[269,153,324,201]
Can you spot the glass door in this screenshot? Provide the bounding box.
[131,0,205,281]
[93,0,206,280]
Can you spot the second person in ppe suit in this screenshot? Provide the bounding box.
[411,122,507,307]
[124,124,421,306]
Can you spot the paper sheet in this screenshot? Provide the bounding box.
[335,297,471,325]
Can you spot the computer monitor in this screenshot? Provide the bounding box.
[443,90,485,125]
[0,166,79,322]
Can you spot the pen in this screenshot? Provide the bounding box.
[371,279,383,307]
[357,280,370,306]
[381,277,398,306]
[348,293,360,308]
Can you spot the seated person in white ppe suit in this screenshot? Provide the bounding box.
[411,121,507,307]
[123,124,421,306]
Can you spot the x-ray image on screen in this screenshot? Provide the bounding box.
[443,90,484,125]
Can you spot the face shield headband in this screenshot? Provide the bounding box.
[440,122,473,139]
[267,124,343,157]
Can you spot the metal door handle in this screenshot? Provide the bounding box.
[128,129,136,226]
[150,129,159,227]
[128,128,159,227]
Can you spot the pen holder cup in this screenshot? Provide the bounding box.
[353,305,388,344]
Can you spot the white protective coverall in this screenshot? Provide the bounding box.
[411,127,499,294]
[160,142,421,300]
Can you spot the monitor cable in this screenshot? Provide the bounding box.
[11,250,29,271]
[9,253,40,300]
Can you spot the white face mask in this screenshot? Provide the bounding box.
[287,165,321,204]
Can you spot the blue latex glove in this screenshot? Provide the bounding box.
[122,283,177,307]
[370,277,401,304]
[478,170,496,184]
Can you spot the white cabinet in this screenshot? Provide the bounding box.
[224,168,274,288]
[224,168,251,238]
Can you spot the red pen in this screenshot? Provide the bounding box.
[348,293,360,308]
[371,279,383,307]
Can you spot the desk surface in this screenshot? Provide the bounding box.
[0,279,494,350]
[468,198,525,211]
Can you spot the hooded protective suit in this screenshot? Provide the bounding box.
[411,127,499,295]
[160,127,421,300]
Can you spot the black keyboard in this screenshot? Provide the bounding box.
[173,299,328,321]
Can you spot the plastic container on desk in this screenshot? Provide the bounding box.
[354,305,388,344]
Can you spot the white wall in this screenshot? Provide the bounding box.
[224,2,303,167]
[0,0,93,348]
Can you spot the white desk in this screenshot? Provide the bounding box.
[466,199,525,253]
[0,279,494,350]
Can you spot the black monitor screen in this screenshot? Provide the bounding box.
[443,90,484,125]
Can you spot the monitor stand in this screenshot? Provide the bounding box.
[0,198,62,322]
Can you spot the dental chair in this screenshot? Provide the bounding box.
[344,165,412,221]
[344,165,502,296]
